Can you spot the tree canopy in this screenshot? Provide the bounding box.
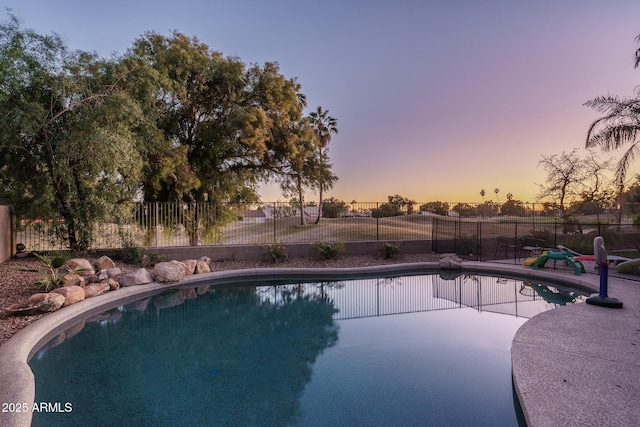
[0,14,338,250]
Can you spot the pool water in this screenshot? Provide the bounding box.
[29,272,585,426]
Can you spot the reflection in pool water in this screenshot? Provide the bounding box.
[29,272,585,426]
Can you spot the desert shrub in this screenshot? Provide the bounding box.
[380,242,402,259]
[455,234,477,256]
[264,240,288,264]
[529,229,555,247]
[561,235,593,255]
[312,241,345,259]
[141,250,164,267]
[121,240,143,264]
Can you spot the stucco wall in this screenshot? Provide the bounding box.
[0,205,11,264]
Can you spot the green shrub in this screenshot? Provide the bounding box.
[529,229,554,247]
[561,235,593,255]
[264,240,288,264]
[455,234,477,256]
[121,236,143,264]
[380,242,401,259]
[312,241,345,259]
[31,251,72,292]
[141,250,164,267]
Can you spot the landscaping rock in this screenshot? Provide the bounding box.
[65,258,95,276]
[97,270,109,281]
[51,285,85,306]
[83,283,111,298]
[105,267,122,277]
[119,268,153,287]
[94,255,116,271]
[104,278,120,291]
[439,253,463,269]
[62,273,85,287]
[195,260,211,274]
[152,261,185,283]
[182,259,197,275]
[199,256,211,266]
[5,292,66,316]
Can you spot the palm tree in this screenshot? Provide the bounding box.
[494,188,500,204]
[309,106,338,224]
[585,33,640,213]
[585,95,640,192]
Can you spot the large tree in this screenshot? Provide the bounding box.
[127,32,313,242]
[0,15,148,252]
[128,31,270,205]
[536,149,612,218]
[309,106,338,224]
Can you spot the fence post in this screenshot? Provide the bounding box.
[514,221,518,263]
[273,201,277,242]
[477,220,481,261]
[154,202,159,248]
[376,202,379,240]
[432,217,437,252]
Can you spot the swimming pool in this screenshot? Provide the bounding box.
[28,271,586,426]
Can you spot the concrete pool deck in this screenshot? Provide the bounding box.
[0,261,638,426]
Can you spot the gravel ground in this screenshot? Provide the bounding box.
[0,252,441,346]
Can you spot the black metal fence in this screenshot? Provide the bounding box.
[11,202,640,261]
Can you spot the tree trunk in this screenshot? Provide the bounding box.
[297,176,305,226]
[315,185,323,224]
[314,147,324,224]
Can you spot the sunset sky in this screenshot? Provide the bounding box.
[4,1,640,203]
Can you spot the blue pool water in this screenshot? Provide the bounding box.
[29,272,586,426]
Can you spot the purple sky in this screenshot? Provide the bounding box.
[4,0,640,203]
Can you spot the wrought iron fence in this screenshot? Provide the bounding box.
[11,201,640,261]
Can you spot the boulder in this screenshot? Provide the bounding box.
[195,260,211,274]
[65,258,95,276]
[119,268,153,287]
[94,255,116,271]
[104,278,120,291]
[97,270,109,281]
[182,259,197,275]
[199,256,211,266]
[105,267,122,277]
[439,253,463,269]
[152,261,185,283]
[85,274,101,284]
[5,292,66,316]
[62,273,85,287]
[51,285,85,306]
[83,283,111,298]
